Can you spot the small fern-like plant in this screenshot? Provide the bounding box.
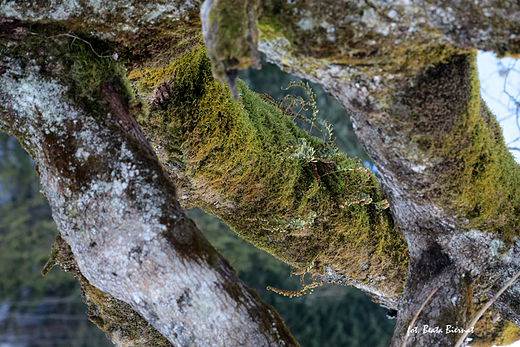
[267,262,323,298]
[260,81,334,142]
[263,82,389,298]
[256,211,318,233]
[269,82,340,187]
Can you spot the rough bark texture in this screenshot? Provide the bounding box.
[209,2,520,346]
[0,18,297,347]
[2,0,520,346]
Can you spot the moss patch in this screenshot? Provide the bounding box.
[391,52,520,240]
[470,319,520,347]
[133,42,408,298]
[0,22,133,117]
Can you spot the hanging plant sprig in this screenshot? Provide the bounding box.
[267,262,323,298]
[260,81,335,142]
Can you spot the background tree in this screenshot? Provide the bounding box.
[1,0,520,346]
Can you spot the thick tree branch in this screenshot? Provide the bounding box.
[3,0,520,346]
[131,41,408,309]
[0,26,298,347]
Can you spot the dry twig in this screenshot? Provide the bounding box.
[454,270,520,347]
[402,287,438,347]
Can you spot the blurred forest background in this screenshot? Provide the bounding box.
[3,50,519,346]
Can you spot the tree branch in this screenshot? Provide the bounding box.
[132,42,408,308]
[0,27,298,346]
[3,1,520,345]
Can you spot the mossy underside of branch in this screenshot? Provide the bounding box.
[133,42,409,300]
[45,235,173,346]
[390,52,520,241]
[377,50,520,347]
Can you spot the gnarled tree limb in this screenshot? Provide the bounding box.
[2,0,520,346]
[0,21,297,347]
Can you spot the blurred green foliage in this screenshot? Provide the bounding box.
[0,134,77,300]
[0,132,112,346]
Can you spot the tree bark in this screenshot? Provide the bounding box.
[2,0,520,346]
[0,19,297,347]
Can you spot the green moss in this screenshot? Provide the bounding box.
[61,39,133,115]
[470,314,520,346]
[446,99,520,237]
[437,306,467,344]
[258,18,294,44]
[0,23,133,117]
[391,52,520,240]
[135,42,408,298]
[494,321,520,345]
[117,15,203,72]
[207,0,258,66]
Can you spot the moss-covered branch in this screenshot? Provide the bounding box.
[132,41,408,306]
[202,0,520,103]
[0,22,298,347]
[274,48,520,347]
[386,52,520,239]
[375,52,520,346]
[199,2,520,345]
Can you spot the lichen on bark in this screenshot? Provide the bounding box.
[44,235,174,347]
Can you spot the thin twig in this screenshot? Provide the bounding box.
[402,287,438,347]
[455,270,520,347]
[30,32,112,59]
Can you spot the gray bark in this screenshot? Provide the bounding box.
[0,19,297,347]
[2,0,520,346]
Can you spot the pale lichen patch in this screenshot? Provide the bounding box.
[0,0,200,36]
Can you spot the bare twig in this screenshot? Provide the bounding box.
[30,32,112,59]
[402,287,438,347]
[454,270,520,347]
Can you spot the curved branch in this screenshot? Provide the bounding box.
[0,30,297,347]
